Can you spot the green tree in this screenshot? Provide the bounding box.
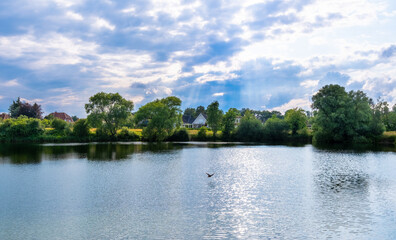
[73,119,90,137]
[0,116,44,139]
[195,106,206,118]
[235,110,264,142]
[183,108,196,120]
[85,92,134,137]
[206,101,223,138]
[197,126,208,140]
[263,114,289,141]
[285,108,307,135]
[134,96,182,142]
[51,118,71,136]
[312,84,384,143]
[222,108,239,140]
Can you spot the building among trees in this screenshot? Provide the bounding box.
[49,112,74,123]
[0,113,10,120]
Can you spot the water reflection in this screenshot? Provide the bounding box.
[312,151,373,238]
[0,142,184,164]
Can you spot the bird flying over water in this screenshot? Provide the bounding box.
[206,173,214,177]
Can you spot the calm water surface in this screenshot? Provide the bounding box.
[0,142,396,239]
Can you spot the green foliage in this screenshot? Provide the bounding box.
[235,111,264,142]
[41,119,52,128]
[222,108,239,140]
[183,108,196,120]
[312,84,384,143]
[71,116,79,122]
[195,106,206,118]
[116,127,140,141]
[122,114,135,128]
[386,112,396,131]
[168,128,190,141]
[263,114,289,141]
[0,116,44,139]
[73,119,90,137]
[134,96,182,142]
[285,108,307,135]
[197,126,208,141]
[207,101,223,138]
[49,118,71,136]
[85,92,134,136]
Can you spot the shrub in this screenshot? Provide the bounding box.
[234,111,264,142]
[0,116,44,139]
[73,119,90,137]
[263,115,290,141]
[50,118,72,136]
[116,127,140,141]
[197,126,208,141]
[168,128,190,141]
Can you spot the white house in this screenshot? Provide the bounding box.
[192,113,208,128]
[182,113,209,129]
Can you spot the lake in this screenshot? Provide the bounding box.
[1,142,396,239]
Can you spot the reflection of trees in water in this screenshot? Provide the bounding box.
[315,173,369,193]
[0,144,42,164]
[312,154,372,238]
[0,142,184,164]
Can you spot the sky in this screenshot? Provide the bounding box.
[0,0,396,117]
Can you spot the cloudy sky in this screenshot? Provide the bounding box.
[0,0,396,116]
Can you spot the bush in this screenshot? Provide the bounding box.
[0,116,44,139]
[168,128,190,141]
[73,119,90,137]
[234,111,264,142]
[50,118,71,136]
[197,126,208,141]
[117,127,140,141]
[263,115,290,141]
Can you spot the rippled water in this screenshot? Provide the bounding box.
[0,143,395,239]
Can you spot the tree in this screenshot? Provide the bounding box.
[71,116,79,122]
[73,119,90,137]
[51,118,71,135]
[206,101,223,138]
[9,97,43,119]
[134,96,182,142]
[235,110,264,142]
[285,108,307,135]
[312,84,384,143]
[222,108,239,140]
[183,107,196,121]
[195,106,206,118]
[85,92,134,137]
[263,114,289,141]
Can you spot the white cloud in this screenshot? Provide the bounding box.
[212,92,225,97]
[196,73,238,83]
[2,79,20,87]
[300,79,319,88]
[66,11,84,21]
[91,17,115,31]
[271,98,311,113]
[0,33,98,68]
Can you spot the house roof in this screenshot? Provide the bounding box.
[0,113,10,120]
[182,115,195,124]
[49,112,74,122]
[182,113,207,124]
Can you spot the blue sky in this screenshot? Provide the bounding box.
[1,0,396,116]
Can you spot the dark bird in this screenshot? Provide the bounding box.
[206,173,215,177]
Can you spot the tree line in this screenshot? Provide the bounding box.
[1,84,395,144]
